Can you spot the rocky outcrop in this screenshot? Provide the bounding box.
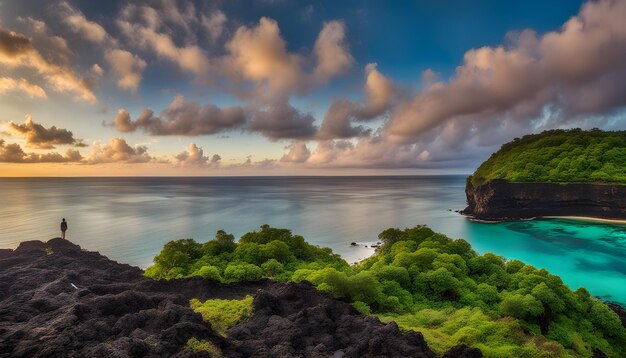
[0,238,480,357]
[606,303,626,329]
[230,283,436,357]
[462,179,626,220]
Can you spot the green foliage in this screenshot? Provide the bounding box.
[471,129,626,186]
[144,225,348,281]
[223,263,263,282]
[186,337,221,357]
[261,259,284,277]
[191,265,222,281]
[190,295,254,336]
[148,225,626,357]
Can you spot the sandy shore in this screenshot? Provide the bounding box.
[544,216,626,225]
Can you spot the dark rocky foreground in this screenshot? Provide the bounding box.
[0,238,482,358]
[463,179,626,221]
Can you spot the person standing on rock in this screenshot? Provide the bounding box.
[60,218,68,239]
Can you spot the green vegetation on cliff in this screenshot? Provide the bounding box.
[146,225,626,357]
[470,129,626,186]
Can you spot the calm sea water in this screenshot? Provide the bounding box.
[1,176,625,304]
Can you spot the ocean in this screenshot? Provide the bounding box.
[1,176,625,304]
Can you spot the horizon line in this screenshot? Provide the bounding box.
[0,173,472,179]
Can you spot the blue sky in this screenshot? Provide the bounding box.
[1,0,625,175]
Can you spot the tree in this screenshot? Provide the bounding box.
[192,265,222,281]
[378,228,403,246]
[223,263,263,282]
[417,267,461,300]
[203,230,237,256]
[154,238,202,272]
[261,259,284,277]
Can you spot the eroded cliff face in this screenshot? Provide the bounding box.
[463,179,626,220]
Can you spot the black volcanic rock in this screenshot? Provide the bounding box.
[0,238,478,357]
[230,283,435,358]
[606,303,626,329]
[462,179,626,220]
[441,344,482,358]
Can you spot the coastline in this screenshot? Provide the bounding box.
[543,215,626,225]
[460,211,626,225]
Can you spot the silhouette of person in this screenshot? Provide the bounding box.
[60,218,68,239]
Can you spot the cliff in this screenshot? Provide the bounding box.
[462,179,626,220]
[0,238,481,358]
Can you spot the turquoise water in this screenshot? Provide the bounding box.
[464,219,626,304]
[0,176,624,304]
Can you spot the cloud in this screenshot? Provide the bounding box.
[223,17,353,101]
[225,17,302,100]
[0,77,47,98]
[175,143,221,167]
[7,115,86,149]
[385,0,626,143]
[229,155,276,169]
[52,2,148,91]
[357,63,396,119]
[58,2,110,44]
[117,4,210,74]
[85,138,152,164]
[280,141,311,163]
[201,11,227,42]
[0,28,97,103]
[17,16,72,65]
[307,139,354,165]
[317,99,371,139]
[312,21,353,83]
[105,49,147,92]
[248,101,317,140]
[114,95,246,136]
[317,63,394,139]
[302,0,626,170]
[0,139,82,163]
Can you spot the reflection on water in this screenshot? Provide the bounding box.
[1,176,624,304]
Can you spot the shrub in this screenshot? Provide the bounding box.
[186,337,221,357]
[190,295,254,336]
[261,259,284,277]
[191,265,222,281]
[223,263,263,282]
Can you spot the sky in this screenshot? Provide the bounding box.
[1,0,625,176]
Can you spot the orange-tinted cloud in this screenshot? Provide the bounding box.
[223,18,352,102]
[0,28,97,103]
[0,139,82,163]
[105,49,146,92]
[175,143,221,167]
[312,21,353,83]
[85,138,152,164]
[7,115,86,149]
[0,77,47,98]
[280,141,311,163]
